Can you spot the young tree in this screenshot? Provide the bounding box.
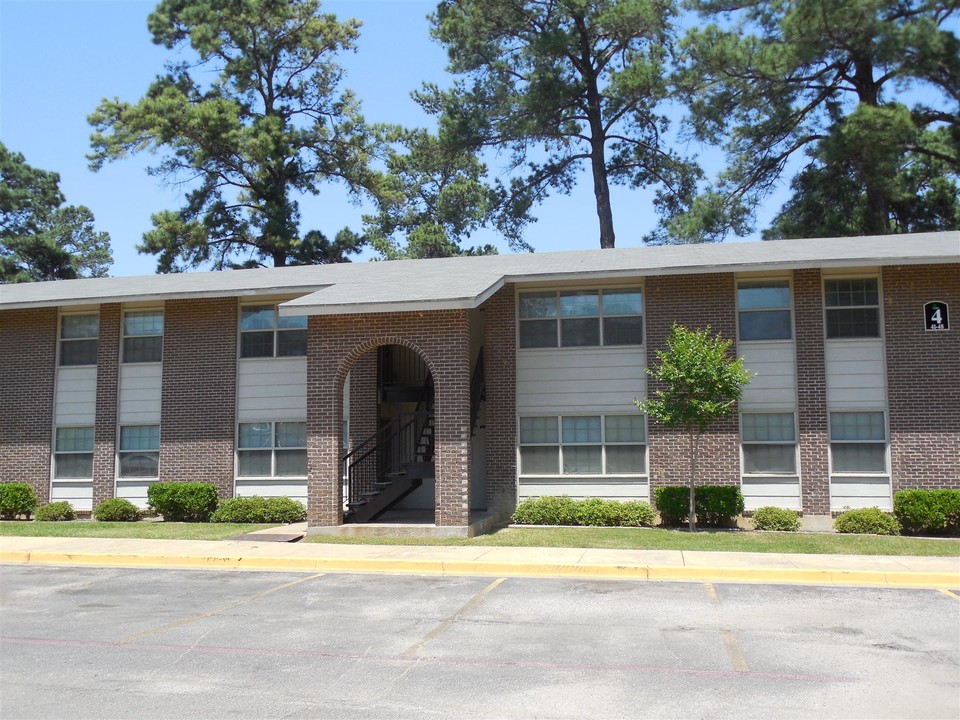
[0,143,112,283]
[637,325,752,531]
[676,0,960,241]
[422,0,699,250]
[88,0,383,272]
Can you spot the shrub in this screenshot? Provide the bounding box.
[0,483,38,520]
[511,496,654,527]
[93,498,140,522]
[894,489,960,537]
[654,487,689,526]
[34,501,76,522]
[694,485,745,528]
[751,506,800,532]
[147,482,219,522]
[834,507,900,535]
[211,496,307,524]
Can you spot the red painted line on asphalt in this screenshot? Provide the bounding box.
[0,635,856,684]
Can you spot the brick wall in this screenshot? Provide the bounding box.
[92,304,120,507]
[159,298,237,497]
[0,308,57,502]
[645,274,740,489]
[480,286,517,514]
[307,311,472,527]
[883,264,960,489]
[348,350,378,453]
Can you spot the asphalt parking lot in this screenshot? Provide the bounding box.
[1,565,958,719]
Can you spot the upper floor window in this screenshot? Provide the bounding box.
[518,289,643,349]
[240,305,307,358]
[737,280,791,341]
[741,413,797,475]
[59,314,99,366]
[825,278,880,339]
[123,310,163,363]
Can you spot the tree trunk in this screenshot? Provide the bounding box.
[688,429,696,532]
[852,55,891,234]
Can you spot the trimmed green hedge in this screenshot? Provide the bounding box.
[34,501,76,522]
[147,482,219,522]
[653,485,745,527]
[893,490,960,537]
[0,483,38,520]
[93,498,141,522]
[834,507,900,536]
[211,496,307,524]
[751,506,800,532]
[512,496,655,527]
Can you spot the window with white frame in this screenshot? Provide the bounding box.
[737,280,792,341]
[518,289,643,349]
[123,310,163,363]
[518,415,647,475]
[741,413,797,474]
[59,314,99,366]
[237,422,307,477]
[824,278,880,338]
[53,427,94,479]
[830,412,887,474]
[118,426,160,478]
[240,305,307,358]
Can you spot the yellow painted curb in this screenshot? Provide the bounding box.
[2,550,957,589]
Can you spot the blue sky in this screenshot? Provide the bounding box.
[0,0,772,277]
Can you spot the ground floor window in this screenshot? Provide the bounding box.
[829,412,887,474]
[237,421,307,477]
[54,427,94,479]
[118,425,160,478]
[741,413,797,475]
[518,415,646,476]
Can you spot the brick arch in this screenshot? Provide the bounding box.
[334,336,439,397]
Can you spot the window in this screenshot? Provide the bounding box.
[54,427,94,479]
[738,281,791,341]
[825,278,880,338]
[123,310,163,363]
[518,415,646,476]
[237,422,307,477]
[830,412,887,473]
[518,289,643,348]
[741,413,797,474]
[240,305,307,358]
[118,426,160,478]
[59,314,98,366]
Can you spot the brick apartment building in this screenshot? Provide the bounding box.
[1,232,957,531]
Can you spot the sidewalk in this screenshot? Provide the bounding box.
[2,531,958,589]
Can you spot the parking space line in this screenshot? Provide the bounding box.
[403,577,506,657]
[117,572,325,644]
[938,589,960,601]
[705,582,750,673]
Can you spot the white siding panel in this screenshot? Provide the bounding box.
[116,479,156,509]
[518,477,649,503]
[54,367,97,425]
[50,481,92,511]
[235,479,307,505]
[237,358,307,422]
[517,348,645,414]
[739,342,797,411]
[825,340,886,409]
[742,477,801,511]
[118,364,162,424]
[830,477,892,511]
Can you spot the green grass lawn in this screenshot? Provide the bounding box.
[0,521,275,541]
[304,525,960,556]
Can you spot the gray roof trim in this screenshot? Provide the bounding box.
[278,297,479,316]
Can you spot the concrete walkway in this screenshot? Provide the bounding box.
[2,530,958,589]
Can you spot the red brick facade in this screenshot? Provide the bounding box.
[307,311,472,526]
[348,350,378,454]
[645,274,740,488]
[793,269,830,514]
[480,286,517,514]
[0,307,57,502]
[92,304,120,507]
[883,264,960,490]
[159,298,237,498]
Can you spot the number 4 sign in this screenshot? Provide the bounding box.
[924,301,949,331]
